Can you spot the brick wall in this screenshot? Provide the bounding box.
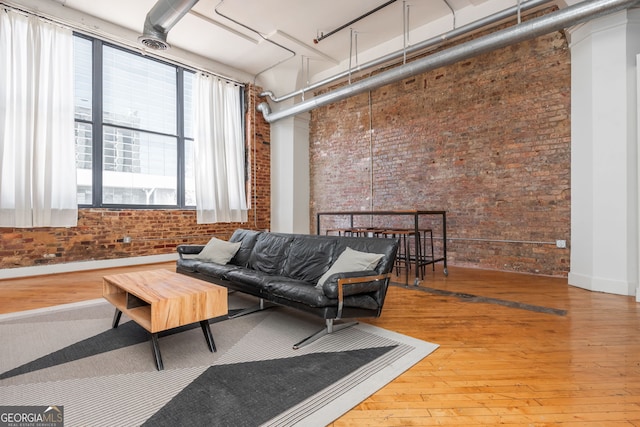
[247,85,272,227]
[0,84,270,270]
[310,16,571,276]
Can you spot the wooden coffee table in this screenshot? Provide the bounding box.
[102,269,228,370]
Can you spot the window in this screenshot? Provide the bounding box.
[73,35,199,208]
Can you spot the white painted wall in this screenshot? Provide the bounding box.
[568,9,640,296]
[637,51,640,302]
[261,66,311,234]
[270,115,310,233]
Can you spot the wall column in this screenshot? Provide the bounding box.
[270,113,310,233]
[637,52,640,301]
[568,9,640,296]
[258,63,311,234]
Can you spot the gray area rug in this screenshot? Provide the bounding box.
[0,294,438,426]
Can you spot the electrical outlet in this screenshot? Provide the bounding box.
[556,239,566,249]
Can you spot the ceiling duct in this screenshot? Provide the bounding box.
[138,0,200,50]
[258,0,640,123]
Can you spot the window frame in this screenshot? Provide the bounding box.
[74,33,202,210]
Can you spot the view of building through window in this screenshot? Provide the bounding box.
[73,36,196,207]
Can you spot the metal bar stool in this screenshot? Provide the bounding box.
[418,228,435,275]
[347,227,385,237]
[381,228,420,284]
[325,228,350,236]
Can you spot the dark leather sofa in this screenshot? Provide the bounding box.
[176,229,399,348]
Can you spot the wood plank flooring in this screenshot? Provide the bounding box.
[1,263,639,425]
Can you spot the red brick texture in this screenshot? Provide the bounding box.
[0,84,271,270]
[310,20,571,276]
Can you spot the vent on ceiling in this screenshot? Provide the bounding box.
[138,35,170,50]
[138,0,200,51]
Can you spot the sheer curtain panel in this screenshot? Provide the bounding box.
[194,75,247,224]
[0,9,77,227]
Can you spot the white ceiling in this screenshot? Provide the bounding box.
[9,0,572,87]
[57,0,469,74]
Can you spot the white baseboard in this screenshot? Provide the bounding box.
[0,253,179,280]
[568,271,636,297]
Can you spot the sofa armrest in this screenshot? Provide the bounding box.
[322,272,391,319]
[321,271,382,298]
[177,244,205,259]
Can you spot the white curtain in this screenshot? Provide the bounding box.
[194,75,248,223]
[0,9,77,227]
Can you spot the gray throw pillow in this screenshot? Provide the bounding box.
[195,237,241,264]
[316,247,384,288]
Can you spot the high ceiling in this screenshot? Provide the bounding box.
[58,0,489,76]
[8,0,579,88]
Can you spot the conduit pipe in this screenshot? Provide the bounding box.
[258,0,640,123]
[313,0,398,44]
[260,0,553,103]
[139,0,200,50]
[442,0,456,29]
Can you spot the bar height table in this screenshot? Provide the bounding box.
[316,210,448,285]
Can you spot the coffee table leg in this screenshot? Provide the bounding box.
[200,320,216,352]
[112,309,122,328]
[151,333,164,371]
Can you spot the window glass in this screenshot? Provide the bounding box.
[185,139,195,206]
[75,122,92,204]
[102,126,177,205]
[184,71,195,139]
[103,46,177,134]
[184,71,195,206]
[74,36,93,204]
[74,37,92,121]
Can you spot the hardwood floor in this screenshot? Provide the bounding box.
[0,262,175,314]
[1,263,639,425]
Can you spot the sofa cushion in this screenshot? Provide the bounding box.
[229,229,262,267]
[265,280,334,308]
[343,294,379,310]
[195,237,241,264]
[267,281,379,310]
[316,247,384,288]
[333,237,397,274]
[282,236,335,284]
[248,233,294,275]
[225,268,304,293]
[196,261,241,279]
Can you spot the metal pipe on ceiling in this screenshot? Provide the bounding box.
[314,0,398,44]
[138,0,200,50]
[403,1,410,64]
[442,0,456,29]
[259,0,553,103]
[258,0,640,123]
